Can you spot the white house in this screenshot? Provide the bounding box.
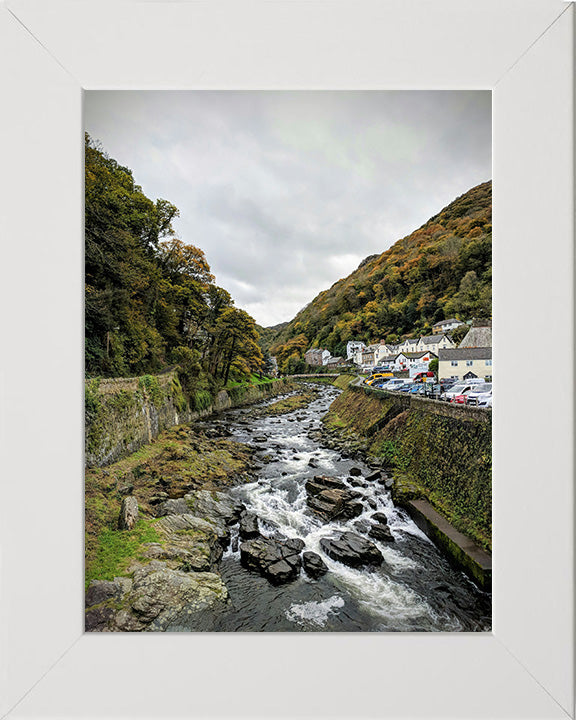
[438,347,492,381]
[398,337,419,354]
[392,351,437,372]
[375,343,399,363]
[417,334,455,355]
[432,318,465,334]
[346,340,365,360]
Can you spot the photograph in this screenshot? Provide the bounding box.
[84,90,492,633]
[1,0,573,716]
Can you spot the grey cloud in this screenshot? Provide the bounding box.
[85,90,491,327]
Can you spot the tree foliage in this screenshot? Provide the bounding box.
[85,134,262,386]
[270,182,492,363]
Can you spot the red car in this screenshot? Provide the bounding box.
[452,390,471,404]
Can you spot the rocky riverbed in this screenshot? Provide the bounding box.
[85,383,491,632]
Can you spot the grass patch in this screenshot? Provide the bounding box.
[85,517,160,588]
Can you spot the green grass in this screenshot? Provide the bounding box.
[85,517,160,588]
[225,374,274,389]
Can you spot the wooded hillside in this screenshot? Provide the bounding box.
[271,182,491,369]
[85,134,263,388]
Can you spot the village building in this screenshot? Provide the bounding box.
[374,343,399,364]
[392,350,437,372]
[346,340,366,360]
[360,344,380,368]
[459,323,492,348]
[416,333,455,355]
[438,347,492,381]
[398,337,419,354]
[304,348,331,366]
[432,318,465,334]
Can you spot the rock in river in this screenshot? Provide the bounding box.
[302,551,328,579]
[240,536,304,585]
[320,532,383,568]
[305,475,363,521]
[368,523,395,543]
[239,510,260,540]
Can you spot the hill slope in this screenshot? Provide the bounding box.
[271,181,491,369]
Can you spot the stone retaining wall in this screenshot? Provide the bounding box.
[85,374,292,468]
[326,385,492,552]
[352,383,491,423]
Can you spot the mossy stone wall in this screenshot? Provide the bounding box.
[326,386,492,550]
[85,373,292,468]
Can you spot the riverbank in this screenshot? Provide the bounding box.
[85,386,322,630]
[85,372,294,468]
[321,383,491,587]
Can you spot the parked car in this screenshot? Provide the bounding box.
[453,390,472,404]
[382,378,407,391]
[478,395,493,408]
[444,382,480,402]
[467,384,493,406]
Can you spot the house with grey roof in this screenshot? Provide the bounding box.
[393,350,437,372]
[416,333,455,354]
[304,348,331,366]
[438,347,492,381]
[459,324,492,348]
[432,318,466,334]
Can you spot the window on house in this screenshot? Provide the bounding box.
[486,359,492,366]
[466,360,473,366]
[451,360,458,366]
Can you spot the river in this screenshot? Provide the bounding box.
[169,383,491,632]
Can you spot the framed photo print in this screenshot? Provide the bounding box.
[0,0,573,718]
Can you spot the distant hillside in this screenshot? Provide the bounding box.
[256,322,289,355]
[271,181,491,371]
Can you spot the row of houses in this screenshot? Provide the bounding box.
[346,323,492,381]
[346,332,457,367]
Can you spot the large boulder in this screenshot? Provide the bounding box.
[368,523,395,543]
[320,532,383,568]
[305,476,364,521]
[129,561,228,630]
[302,551,328,579]
[118,496,139,530]
[86,561,229,632]
[153,513,226,569]
[240,536,304,585]
[184,489,244,529]
[239,511,260,540]
[371,512,389,525]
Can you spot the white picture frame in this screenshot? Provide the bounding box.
[0,1,573,718]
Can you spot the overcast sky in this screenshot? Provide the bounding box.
[85,91,491,327]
